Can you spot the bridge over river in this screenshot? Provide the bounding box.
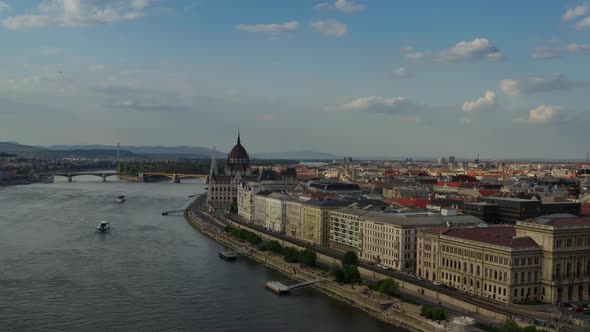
[41,171,208,183]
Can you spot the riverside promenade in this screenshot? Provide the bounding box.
[184,195,447,332]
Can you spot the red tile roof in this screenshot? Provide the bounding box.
[385,197,432,209]
[479,189,502,197]
[442,226,539,249]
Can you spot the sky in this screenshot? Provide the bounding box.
[0,0,589,159]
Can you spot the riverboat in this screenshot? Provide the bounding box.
[116,195,126,203]
[97,221,111,232]
[218,250,237,261]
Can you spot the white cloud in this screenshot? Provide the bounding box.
[500,73,580,96]
[406,51,429,60]
[462,90,497,112]
[531,47,560,60]
[563,4,589,21]
[2,0,154,30]
[235,21,299,34]
[332,96,411,114]
[335,0,364,13]
[394,67,409,78]
[515,105,562,124]
[568,43,590,54]
[314,0,364,13]
[0,1,9,13]
[576,16,590,30]
[310,20,347,37]
[438,38,503,62]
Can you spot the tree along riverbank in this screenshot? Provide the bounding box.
[183,197,447,332]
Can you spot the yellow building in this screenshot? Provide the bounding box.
[417,214,590,304]
[516,214,590,304]
[301,199,351,245]
[417,226,541,303]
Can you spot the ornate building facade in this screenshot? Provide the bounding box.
[207,133,254,212]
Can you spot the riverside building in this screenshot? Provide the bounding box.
[417,213,590,304]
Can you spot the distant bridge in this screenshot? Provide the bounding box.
[140,172,208,183]
[43,171,118,183]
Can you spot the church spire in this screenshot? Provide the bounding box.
[209,146,217,177]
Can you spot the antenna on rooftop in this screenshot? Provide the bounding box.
[117,141,120,161]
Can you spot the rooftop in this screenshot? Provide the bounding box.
[526,214,590,227]
[442,226,540,249]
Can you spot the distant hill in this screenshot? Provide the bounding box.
[47,145,225,159]
[251,151,341,160]
[0,142,46,153]
[34,149,139,159]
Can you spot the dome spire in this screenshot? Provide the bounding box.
[237,130,241,145]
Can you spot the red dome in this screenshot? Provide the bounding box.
[226,133,249,174]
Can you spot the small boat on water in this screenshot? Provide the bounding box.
[219,250,237,261]
[116,195,126,203]
[97,221,110,232]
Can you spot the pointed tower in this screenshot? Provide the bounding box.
[209,146,217,178]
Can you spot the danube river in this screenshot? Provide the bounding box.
[0,177,400,331]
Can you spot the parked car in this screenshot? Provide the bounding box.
[573,307,585,313]
[433,281,441,286]
[560,302,571,307]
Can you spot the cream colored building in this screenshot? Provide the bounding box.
[301,199,351,245]
[238,181,297,222]
[284,195,310,238]
[417,214,590,304]
[516,214,590,304]
[265,192,286,232]
[329,208,368,253]
[417,226,541,304]
[360,213,481,271]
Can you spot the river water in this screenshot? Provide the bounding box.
[0,177,399,331]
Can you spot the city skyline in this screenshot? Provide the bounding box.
[1,0,589,158]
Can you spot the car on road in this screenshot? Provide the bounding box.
[433,281,441,286]
[573,307,585,313]
[560,302,572,307]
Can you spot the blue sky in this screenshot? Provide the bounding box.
[0,0,589,159]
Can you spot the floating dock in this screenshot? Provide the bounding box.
[265,281,291,295]
[265,279,325,295]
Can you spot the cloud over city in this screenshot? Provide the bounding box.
[500,73,582,96]
[462,90,497,112]
[314,0,365,13]
[1,0,157,30]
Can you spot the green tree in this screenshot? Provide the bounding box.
[499,320,521,332]
[522,326,537,332]
[342,264,361,283]
[420,306,433,318]
[376,278,399,296]
[342,251,359,266]
[298,249,317,267]
[229,200,238,214]
[332,266,345,282]
[431,307,446,321]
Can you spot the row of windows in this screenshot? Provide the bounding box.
[513,256,540,267]
[514,270,539,283]
[441,245,484,261]
[555,236,590,249]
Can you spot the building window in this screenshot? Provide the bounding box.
[514,288,518,297]
[514,272,519,282]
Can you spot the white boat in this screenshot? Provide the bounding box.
[97,221,110,232]
[116,195,126,203]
